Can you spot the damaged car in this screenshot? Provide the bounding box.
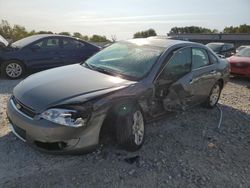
[7,38,229,153]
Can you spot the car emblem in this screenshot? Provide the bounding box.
[16,103,22,110]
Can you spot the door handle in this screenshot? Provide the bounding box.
[210,70,216,74]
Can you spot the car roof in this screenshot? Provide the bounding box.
[239,45,250,48]
[24,34,77,40]
[126,38,195,48]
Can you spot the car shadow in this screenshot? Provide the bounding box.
[0,78,23,94]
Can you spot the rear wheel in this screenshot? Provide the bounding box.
[2,60,25,79]
[116,104,145,151]
[204,82,222,108]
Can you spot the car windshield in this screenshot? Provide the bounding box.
[206,43,223,53]
[84,42,164,80]
[11,35,44,48]
[235,47,250,57]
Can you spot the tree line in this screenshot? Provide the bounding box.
[1,20,249,42]
[169,25,250,34]
[0,20,111,42]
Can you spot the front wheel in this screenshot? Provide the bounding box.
[203,82,222,108]
[116,105,145,151]
[2,60,25,79]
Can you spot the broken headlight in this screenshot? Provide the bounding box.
[40,108,89,128]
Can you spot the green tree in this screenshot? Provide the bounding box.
[11,25,29,41]
[169,26,214,34]
[0,20,13,39]
[89,34,109,42]
[59,32,71,36]
[73,32,89,41]
[223,24,250,33]
[133,28,157,38]
[37,31,53,34]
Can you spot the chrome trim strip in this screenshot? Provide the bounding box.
[10,99,33,120]
[9,123,26,142]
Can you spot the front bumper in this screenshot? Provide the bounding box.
[230,64,250,77]
[7,98,106,154]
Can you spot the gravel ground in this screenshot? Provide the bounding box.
[0,77,249,188]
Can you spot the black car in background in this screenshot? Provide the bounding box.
[0,34,100,79]
[206,42,235,58]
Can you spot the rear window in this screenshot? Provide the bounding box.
[206,43,222,53]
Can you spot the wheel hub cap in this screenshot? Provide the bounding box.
[6,63,22,78]
[210,85,220,106]
[132,111,144,145]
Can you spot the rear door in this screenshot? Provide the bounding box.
[189,48,218,103]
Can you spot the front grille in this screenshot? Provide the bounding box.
[12,123,26,140]
[12,96,36,118]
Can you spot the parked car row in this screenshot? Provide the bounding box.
[1,35,249,80]
[0,34,100,79]
[206,42,235,58]
[205,42,250,78]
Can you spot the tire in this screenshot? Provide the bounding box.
[203,82,222,108]
[1,60,25,79]
[116,104,145,151]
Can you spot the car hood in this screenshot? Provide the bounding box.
[227,56,250,63]
[13,64,135,112]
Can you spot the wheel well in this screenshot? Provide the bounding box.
[4,59,26,69]
[99,99,138,144]
[217,79,224,89]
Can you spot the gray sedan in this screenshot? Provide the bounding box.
[7,38,230,153]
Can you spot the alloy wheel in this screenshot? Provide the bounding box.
[209,85,220,106]
[132,110,144,146]
[5,63,23,78]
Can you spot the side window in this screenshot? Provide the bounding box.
[46,38,60,49]
[33,40,44,48]
[208,52,218,64]
[159,47,191,80]
[62,39,85,49]
[31,39,46,49]
[192,48,209,69]
[31,38,60,50]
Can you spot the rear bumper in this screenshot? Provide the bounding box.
[7,98,106,154]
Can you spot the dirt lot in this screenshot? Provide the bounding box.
[0,78,249,188]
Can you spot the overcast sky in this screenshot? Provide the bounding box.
[0,0,249,40]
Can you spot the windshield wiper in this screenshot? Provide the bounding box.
[83,62,95,70]
[94,66,116,75]
[83,63,114,75]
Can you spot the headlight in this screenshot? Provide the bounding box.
[40,108,88,128]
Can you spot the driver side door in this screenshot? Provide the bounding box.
[155,47,199,111]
